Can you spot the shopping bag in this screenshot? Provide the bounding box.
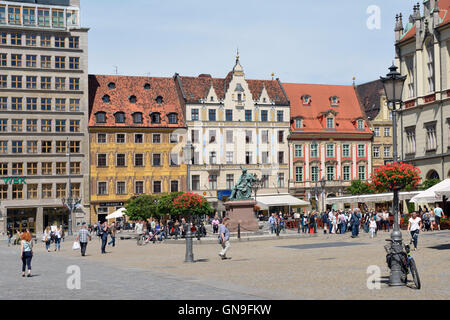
[72,241,80,250]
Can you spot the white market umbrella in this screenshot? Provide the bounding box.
[410,179,450,203]
[106,207,126,220]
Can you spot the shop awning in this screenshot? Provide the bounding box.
[255,194,310,210]
[411,179,450,203]
[325,191,420,205]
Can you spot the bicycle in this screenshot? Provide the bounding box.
[385,238,421,290]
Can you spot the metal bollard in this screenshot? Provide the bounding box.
[238,224,241,239]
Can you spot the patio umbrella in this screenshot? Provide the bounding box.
[410,179,450,203]
[106,207,126,220]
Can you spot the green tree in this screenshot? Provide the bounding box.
[420,178,440,190]
[156,192,183,217]
[125,195,158,221]
[347,180,374,195]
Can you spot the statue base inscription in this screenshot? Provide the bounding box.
[224,200,259,232]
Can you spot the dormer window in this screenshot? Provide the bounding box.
[295,118,303,129]
[115,112,125,124]
[263,98,267,103]
[144,83,151,90]
[133,112,143,124]
[108,82,116,90]
[302,95,311,105]
[129,95,137,104]
[330,96,339,106]
[102,95,110,103]
[168,113,178,124]
[156,96,163,105]
[96,112,106,124]
[210,96,214,102]
[326,117,334,129]
[151,112,161,124]
[237,94,242,102]
[357,119,364,129]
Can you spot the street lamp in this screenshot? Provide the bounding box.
[380,64,407,286]
[61,145,81,236]
[183,140,195,263]
[320,178,326,213]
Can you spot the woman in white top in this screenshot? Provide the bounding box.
[369,217,377,238]
[42,227,51,252]
[408,212,423,251]
[54,226,62,251]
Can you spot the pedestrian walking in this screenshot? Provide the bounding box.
[108,222,116,247]
[20,231,33,277]
[408,212,423,251]
[351,209,362,238]
[218,218,231,260]
[7,229,12,247]
[76,223,92,257]
[54,226,62,251]
[433,204,445,231]
[42,227,51,252]
[100,222,109,254]
[212,217,220,234]
[369,217,377,238]
[383,211,390,232]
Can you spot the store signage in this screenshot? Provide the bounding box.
[99,202,124,207]
[2,177,26,185]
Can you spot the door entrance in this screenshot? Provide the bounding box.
[7,208,37,234]
[43,207,69,231]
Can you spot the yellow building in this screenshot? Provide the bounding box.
[357,80,394,171]
[88,75,187,223]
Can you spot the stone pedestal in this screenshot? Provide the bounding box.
[224,200,259,232]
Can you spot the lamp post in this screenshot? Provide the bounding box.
[61,145,81,236]
[183,140,195,263]
[380,64,407,286]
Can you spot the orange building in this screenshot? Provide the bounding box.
[283,83,373,211]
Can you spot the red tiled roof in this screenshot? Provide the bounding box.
[178,74,289,105]
[283,83,373,136]
[88,75,186,128]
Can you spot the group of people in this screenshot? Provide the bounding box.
[42,226,65,252]
[418,204,445,232]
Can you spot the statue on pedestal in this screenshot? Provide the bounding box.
[229,169,257,201]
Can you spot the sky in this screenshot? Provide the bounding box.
[82,0,419,85]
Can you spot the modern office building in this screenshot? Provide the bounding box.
[284,83,373,211]
[175,56,292,215]
[394,0,450,182]
[0,0,89,235]
[88,75,187,224]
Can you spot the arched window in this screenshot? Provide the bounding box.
[115,112,125,124]
[330,96,339,106]
[133,112,143,124]
[108,82,116,90]
[144,83,151,90]
[168,113,178,124]
[129,95,137,104]
[156,96,163,105]
[96,112,106,123]
[102,95,110,103]
[151,112,161,124]
[302,95,311,105]
[426,170,440,180]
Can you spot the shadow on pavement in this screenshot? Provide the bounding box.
[428,244,450,250]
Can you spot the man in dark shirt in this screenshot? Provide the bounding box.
[100,222,109,254]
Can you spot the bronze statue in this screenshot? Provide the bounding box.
[229,169,257,201]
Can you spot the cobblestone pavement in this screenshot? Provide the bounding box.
[1,230,449,300]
